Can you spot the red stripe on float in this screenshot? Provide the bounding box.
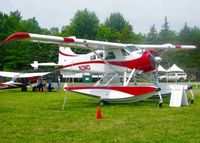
[66,86,157,96]
[0,83,12,88]
[0,83,8,86]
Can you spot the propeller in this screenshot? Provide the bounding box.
[155,56,162,85]
[146,49,163,107]
[146,49,162,85]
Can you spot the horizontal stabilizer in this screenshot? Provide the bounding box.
[31,61,62,70]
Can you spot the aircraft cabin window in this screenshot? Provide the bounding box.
[121,49,129,56]
[90,55,96,60]
[98,52,104,58]
[126,46,138,52]
[105,52,116,60]
[169,73,175,76]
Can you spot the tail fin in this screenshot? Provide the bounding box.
[58,47,77,64]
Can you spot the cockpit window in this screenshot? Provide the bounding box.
[98,52,104,58]
[90,55,96,60]
[121,49,129,56]
[105,52,116,60]
[126,46,138,53]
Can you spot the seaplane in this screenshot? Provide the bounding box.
[0,71,50,90]
[1,32,196,106]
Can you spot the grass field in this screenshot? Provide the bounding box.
[0,88,200,143]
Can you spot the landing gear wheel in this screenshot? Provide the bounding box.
[99,100,106,106]
[188,99,194,104]
[100,101,104,106]
[156,102,163,107]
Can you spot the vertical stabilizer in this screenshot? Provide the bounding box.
[58,47,77,64]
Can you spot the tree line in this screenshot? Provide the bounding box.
[0,9,200,71]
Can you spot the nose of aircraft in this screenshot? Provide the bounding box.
[148,50,162,68]
[155,56,162,63]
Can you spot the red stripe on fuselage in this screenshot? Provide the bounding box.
[66,86,157,96]
[59,51,155,72]
[58,60,104,69]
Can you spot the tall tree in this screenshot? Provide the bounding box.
[63,9,99,39]
[50,27,60,35]
[96,24,119,42]
[179,23,192,44]
[0,11,22,40]
[0,11,23,70]
[105,12,132,33]
[159,16,178,44]
[100,12,140,43]
[20,17,42,33]
[145,24,159,44]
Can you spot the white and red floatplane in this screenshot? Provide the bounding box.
[2,32,196,105]
[0,71,50,90]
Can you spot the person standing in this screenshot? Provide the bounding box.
[57,76,61,90]
[38,77,43,92]
[48,79,52,92]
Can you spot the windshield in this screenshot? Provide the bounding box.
[126,46,138,53]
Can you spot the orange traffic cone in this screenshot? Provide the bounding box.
[96,105,102,119]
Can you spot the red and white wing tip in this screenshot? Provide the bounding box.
[175,45,196,49]
[3,32,30,43]
[2,32,75,43]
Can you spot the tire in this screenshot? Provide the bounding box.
[179,78,184,82]
[21,86,27,92]
[162,78,167,82]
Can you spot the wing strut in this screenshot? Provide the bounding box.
[123,69,135,86]
[94,73,108,86]
[104,73,118,86]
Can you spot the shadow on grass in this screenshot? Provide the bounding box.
[0,108,15,113]
[0,89,21,94]
[48,97,172,111]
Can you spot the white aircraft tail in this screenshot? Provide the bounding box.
[30,47,76,70]
[58,47,77,64]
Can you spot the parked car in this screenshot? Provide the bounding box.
[159,72,187,82]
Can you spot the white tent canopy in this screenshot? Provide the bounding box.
[167,64,184,72]
[158,65,167,72]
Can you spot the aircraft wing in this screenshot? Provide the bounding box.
[2,32,196,50]
[0,71,20,78]
[134,44,196,49]
[2,32,126,49]
[17,72,50,78]
[0,71,50,78]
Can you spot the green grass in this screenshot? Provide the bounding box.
[0,89,200,143]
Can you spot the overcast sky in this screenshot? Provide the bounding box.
[0,0,199,34]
